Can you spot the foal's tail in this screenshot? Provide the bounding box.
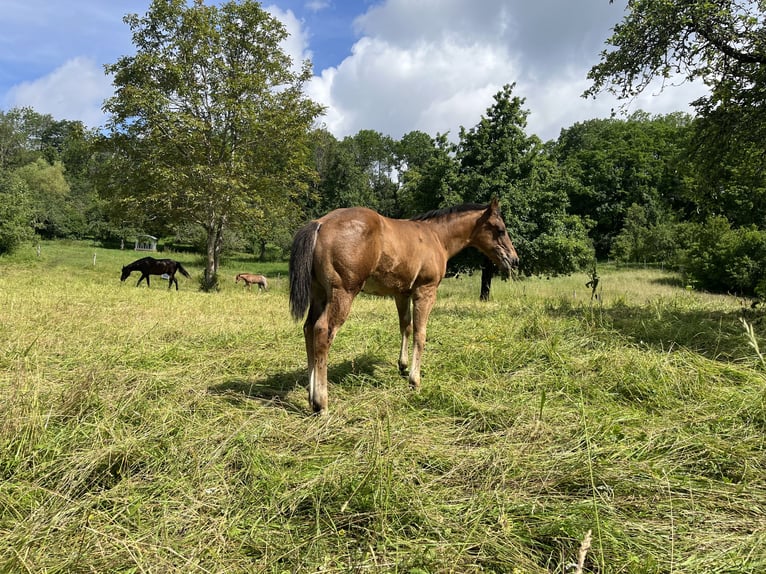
[289,221,320,321]
[176,262,191,278]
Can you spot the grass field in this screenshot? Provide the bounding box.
[1,241,764,573]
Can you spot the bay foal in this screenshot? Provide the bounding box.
[235,273,268,291]
[289,199,518,414]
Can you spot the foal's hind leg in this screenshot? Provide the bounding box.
[395,295,413,377]
[303,296,323,412]
[308,288,355,414]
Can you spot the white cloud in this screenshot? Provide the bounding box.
[308,32,519,140]
[305,0,330,12]
[266,4,313,74]
[5,57,112,127]
[304,0,710,142]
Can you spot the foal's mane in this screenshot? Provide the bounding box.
[410,203,488,222]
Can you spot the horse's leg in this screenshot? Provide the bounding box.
[408,286,438,389]
[395,294,413,377]
[137,274,147,287]
[303,293,323,413]
[309,288,354,414]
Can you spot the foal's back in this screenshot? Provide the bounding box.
[315,207,447,296]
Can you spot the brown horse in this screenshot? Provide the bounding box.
[120,256,190,290]
[289,199,519,414]
[236,273,268,291]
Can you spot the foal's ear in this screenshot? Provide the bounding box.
[489,197,500,213]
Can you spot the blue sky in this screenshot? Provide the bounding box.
[0,0,707,142]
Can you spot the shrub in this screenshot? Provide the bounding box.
[684,216,766,296]
[0,170,33,255]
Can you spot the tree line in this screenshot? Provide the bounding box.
[1,0,765,299]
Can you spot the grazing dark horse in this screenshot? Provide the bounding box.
[236,273,268,291]
[120,257,191,290]
[289,198,519,414]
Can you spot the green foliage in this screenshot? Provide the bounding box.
[586,0,766,105]
[0,170,33,254]
[586,1,766,234]
[398,132,459,215]
[13,158,72,238]
[455,84,594,276]
[610,203,682,265]
[102,0,323,287]
[555,113,692,257]
[684,216,766,295]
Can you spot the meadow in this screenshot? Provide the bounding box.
[0,241,764,573]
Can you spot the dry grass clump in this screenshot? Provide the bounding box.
[1,242,764,573]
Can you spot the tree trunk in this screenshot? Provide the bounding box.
[201,216,227,291]
[202,226,217,291]
[258,239,267,261]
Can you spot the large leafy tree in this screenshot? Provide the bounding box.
[13,159,72,238]
[103,0,323,288]
[455,84,593,276]
[397,131,459,216]
[586,0,766,228]
[587,0,766,106]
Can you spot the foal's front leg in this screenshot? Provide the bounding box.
[408,287,437,389]
[395,295,413,377]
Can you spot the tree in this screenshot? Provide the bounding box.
[0,170,33,254]
[14,158,72,238]
[103,0,323,289]
[586,1,766,224]
[586,1,766,107]
[310,132,370,215]
[397,131,459,216]
[455,84,593,276]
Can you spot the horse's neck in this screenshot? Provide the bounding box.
[425,212,479,257]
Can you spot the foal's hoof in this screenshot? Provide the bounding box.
[398,365,409,378]
[311,403,328,415]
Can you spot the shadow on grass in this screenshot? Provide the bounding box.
[208,354,385,412]
[650,275,686,288]
[550,300,763,362]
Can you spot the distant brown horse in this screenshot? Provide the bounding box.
[236,273,268,291]
[120,256,190,290]
[289,199,519,414]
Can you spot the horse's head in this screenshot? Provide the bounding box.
[471,198,519,273]
[235,274,242,283]
[120,266,131,282]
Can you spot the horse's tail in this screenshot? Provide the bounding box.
[176,262,191,278]
[289,221,320,321]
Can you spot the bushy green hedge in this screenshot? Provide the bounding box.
[684,216,766,297]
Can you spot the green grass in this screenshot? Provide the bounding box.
[1,241,765,573]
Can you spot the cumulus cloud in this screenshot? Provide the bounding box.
[5,57,113,127]
[306,0,708,142]
[265,4,313,74]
